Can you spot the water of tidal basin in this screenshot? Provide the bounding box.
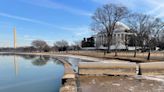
[0,55,64,92]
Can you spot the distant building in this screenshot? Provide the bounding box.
[94,22,134,50]
[81,37,95,48]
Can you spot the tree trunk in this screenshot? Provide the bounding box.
[134,50,137,57]
[134,43,137,57]
[147,49,151,60]
[104,50,106,57]
[107,35,112,53]
[107,41,110,53]
[115,49,118,56]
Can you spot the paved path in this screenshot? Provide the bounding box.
[79,76,164,92]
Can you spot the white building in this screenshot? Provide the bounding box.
[94,22,134,50]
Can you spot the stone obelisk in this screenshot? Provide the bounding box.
[13,27,19,76]
[13,27,17,49]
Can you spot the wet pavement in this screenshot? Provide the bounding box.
[78,75,164,92]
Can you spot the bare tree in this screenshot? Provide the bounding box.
[159,34,164,49]
[127,13,164,59]
[54,40,69,51]
[146,18,164,60]
[91,3,129,52]
[74,41,81,50]
[126,13,151,57]
[31,40,48,52]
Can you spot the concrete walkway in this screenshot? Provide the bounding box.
[79,75,164,92]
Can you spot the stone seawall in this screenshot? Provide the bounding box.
[57,57,77,92]
[78,62,137,76]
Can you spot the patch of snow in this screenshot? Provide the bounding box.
[129,87,134,91]
[92,79,96,84]
[136,75,164,82]
[112,83,121,86]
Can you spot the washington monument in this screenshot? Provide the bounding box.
[13,27,17,49]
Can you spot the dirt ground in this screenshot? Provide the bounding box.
[78,75,164,92]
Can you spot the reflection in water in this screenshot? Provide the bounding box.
[14,55,64,67]
[1,55,93,91]
[0,55,65,92]
[20,55,37,60]
[13,55,19,76]
[53,58,63,65]
[32,56,50,66]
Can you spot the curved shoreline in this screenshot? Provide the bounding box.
[1,52,164,75]
[0,52,134,63]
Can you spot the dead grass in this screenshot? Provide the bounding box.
[67,51,164,62]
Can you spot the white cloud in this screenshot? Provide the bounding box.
[60,26,92,37]
[147,5,162,14]
[145,0,164,18]
[90,0,137,8]
[0,12,72,30]
[20,35,55,46]
[19,0,92,16]
[0,12,91,38]
[0,12,55,26]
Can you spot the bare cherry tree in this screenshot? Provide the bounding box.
[91,3,129,52]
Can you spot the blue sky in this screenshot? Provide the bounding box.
[0,0,163,47]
